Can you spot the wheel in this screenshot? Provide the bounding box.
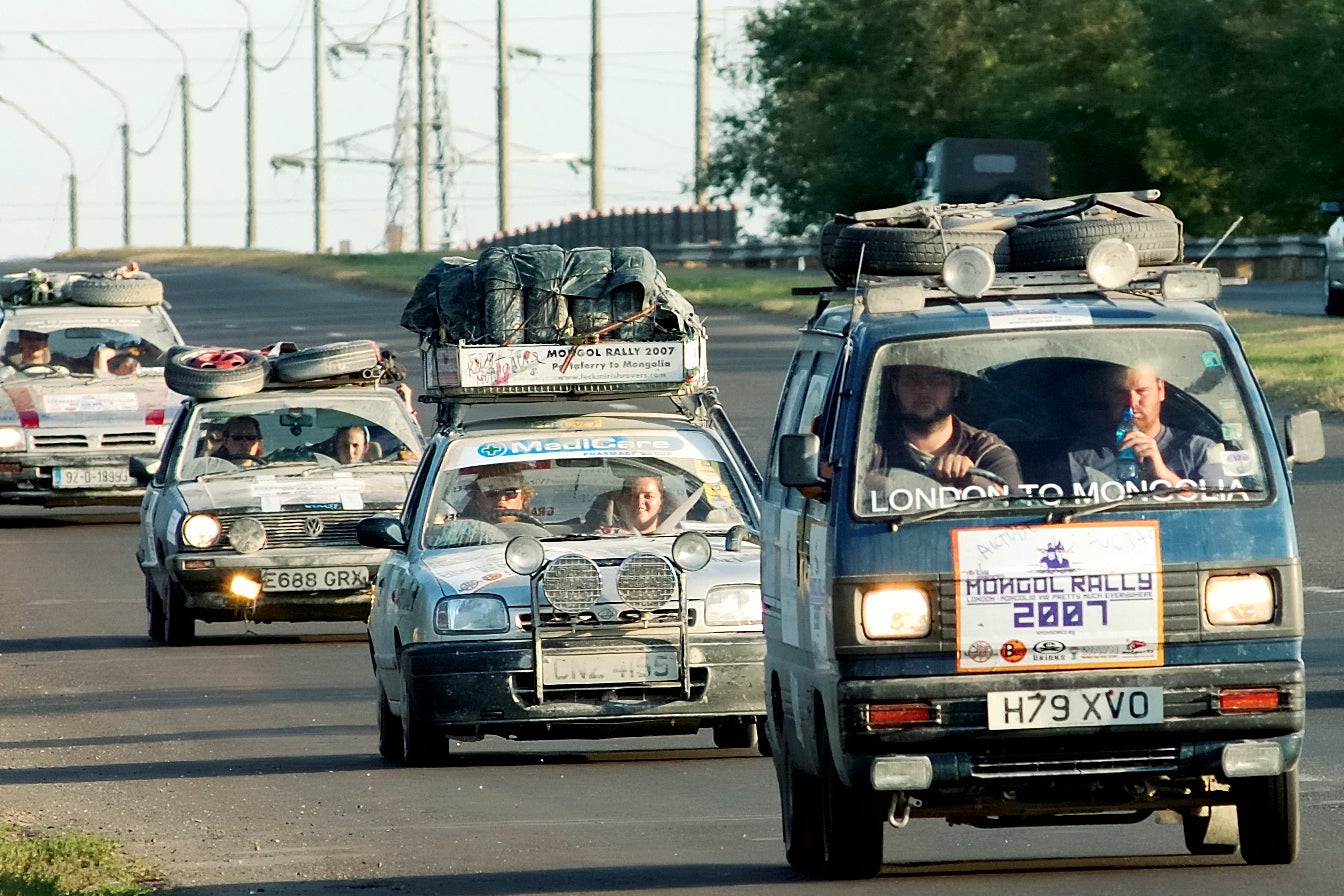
[1182,804,1239,855]
[1325,286,1344,317]
[68,274,163,307]
[165,347,268,399]
[400,660,449,767]
[1233,769,1299,864]
[1010,216,1182,271]
[163,584,195,646]
[376,678,406,764]
[712,717,760,750]
[523,288,572,343]
[146,576,166,642]
[815,722,884,879]
[819,219,852,287]
[829,223,1010,278]
[776,730,824,874]
[272,340,381,382]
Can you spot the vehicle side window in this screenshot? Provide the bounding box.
[766,347,839,510]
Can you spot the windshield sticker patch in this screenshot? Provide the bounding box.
[953,521,1163,673]
[984,304,1092,330]
[42,393,138,413]
[474,434,691,460]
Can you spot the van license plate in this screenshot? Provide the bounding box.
[543,649,678,686]
[53,466,135,488]
[986,686,1163,731]
[261,567,370,592]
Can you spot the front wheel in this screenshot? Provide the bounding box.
[1233,769,1299,864]
[400,661,450,767]
[145,577,165,642]
[776,732,824,874]
[816,724,884,879]
[376,679,406,764]
[163,584,195,646]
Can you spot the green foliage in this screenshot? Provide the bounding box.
[0,823,157,896]
[709,0,1344,237]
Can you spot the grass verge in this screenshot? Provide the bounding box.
[0,820,159,896]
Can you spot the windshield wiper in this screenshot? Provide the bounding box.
[1047,483,1266,523]
[888,492,1040,530]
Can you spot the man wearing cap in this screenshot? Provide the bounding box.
[3,329,79,370]
[464,470,535,522]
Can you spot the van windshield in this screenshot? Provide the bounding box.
[852,326,1267,519]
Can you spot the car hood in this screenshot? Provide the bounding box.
[174,466,416,513]
[419,536,761,607]
[0,374,177,427]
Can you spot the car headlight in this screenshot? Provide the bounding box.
[1204,573,1275,625]
[0,426,23,451]
[181,513,223,549]
[861,585,933,639]
[434,594,509,633]
[704,585,762,627]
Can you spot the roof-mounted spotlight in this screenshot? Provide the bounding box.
[1085,238,1140,289]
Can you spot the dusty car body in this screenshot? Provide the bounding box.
[134,366,426,644]
[0,268,183,506]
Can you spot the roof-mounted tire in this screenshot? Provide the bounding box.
[69,274,164,307]
[165,347,268,399]
[1011,216,1182,270]
[272,340,382,383]
[828,224,1010,278]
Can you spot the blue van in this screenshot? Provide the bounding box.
[762,205,1325,877]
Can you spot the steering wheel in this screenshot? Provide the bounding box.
[16,363,63,376]
[483,508,547,528]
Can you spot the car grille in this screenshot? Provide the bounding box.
[32,430,159,450]
[970,746,1181,778]
[214,510,394,550]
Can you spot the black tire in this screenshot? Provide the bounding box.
[819,220,852,287]
[401,662,449,766]
[484,284,524,343]
[523,289,572,343]
[146,576,165,643]
[1233,769,1300,865]
[1325,286,1344,317]
[777,732,825,874]
[712,717,760,750]
[816,722,884,879]
[376,679,406,764]
[165,347,268,399]
[829,223,1009,278]
[1011,216,1183,271]
[1182,804,1239,856]
[164,584,195,646]
[68,274,163,307]
[272,340,381,383]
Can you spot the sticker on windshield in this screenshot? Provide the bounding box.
[952,521,1163,673]
[473,433,692,461]
[984,304,1092,330]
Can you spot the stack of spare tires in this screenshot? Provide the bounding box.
[1,266,165,308]
[165,340,390,400]
[819,191,1184,288]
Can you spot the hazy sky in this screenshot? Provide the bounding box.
[0,0,771,260]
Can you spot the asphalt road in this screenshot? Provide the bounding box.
[1,268,1342,895]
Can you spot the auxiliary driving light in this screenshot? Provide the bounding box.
[229,576,261,601]
[671,531,712,572]
[941,245,997,298]
[1085,238,1140,289]
[228,517,267,554]
[617,553,677,611]
[542,554,602,615]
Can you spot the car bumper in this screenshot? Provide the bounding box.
[166,547,386,622]
[397,635,766,738]
[0,453,145,506]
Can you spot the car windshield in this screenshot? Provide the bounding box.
[169,392,423,481]
[0,316,178,376]
[853,325,1267,520]
[421,428,753,548]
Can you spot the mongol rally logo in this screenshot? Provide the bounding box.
[477,434,685,459]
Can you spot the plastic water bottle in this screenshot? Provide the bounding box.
[1114,407,1140,483]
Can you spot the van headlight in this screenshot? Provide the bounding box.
[0,427,23,451]
[1204,573,1275,625]
[434,595,509,633]
[704,585,762,627]
[862,585,933,639]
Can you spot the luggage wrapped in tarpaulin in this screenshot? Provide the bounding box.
[403,244,708,401]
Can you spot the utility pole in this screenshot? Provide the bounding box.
[123,1,191,245]
[496,0,510,232]
[590,0,603,212]
[694,0,709,205]
[31,32,131,247]
[313,0,327,253]
[0,94,77,250]
[235,1,258,249]
[415,0,430,251]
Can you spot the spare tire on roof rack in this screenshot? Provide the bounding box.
[272,339,382,383]
[165,347,268,399]
[827,223,1010,280]
[1010,215,1183,271]
[69,273,164,307]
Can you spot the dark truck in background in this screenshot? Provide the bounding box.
[915,137,1051,204]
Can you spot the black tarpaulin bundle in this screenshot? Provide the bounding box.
[401,244,701,345]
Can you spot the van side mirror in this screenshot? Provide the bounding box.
[358,516,408,551]
[778,433,825,489]
[1285,410,1325,465]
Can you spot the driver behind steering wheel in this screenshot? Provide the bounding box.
[213,415,266,467]
[869,364,1022,493]
[464,470,535,523]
